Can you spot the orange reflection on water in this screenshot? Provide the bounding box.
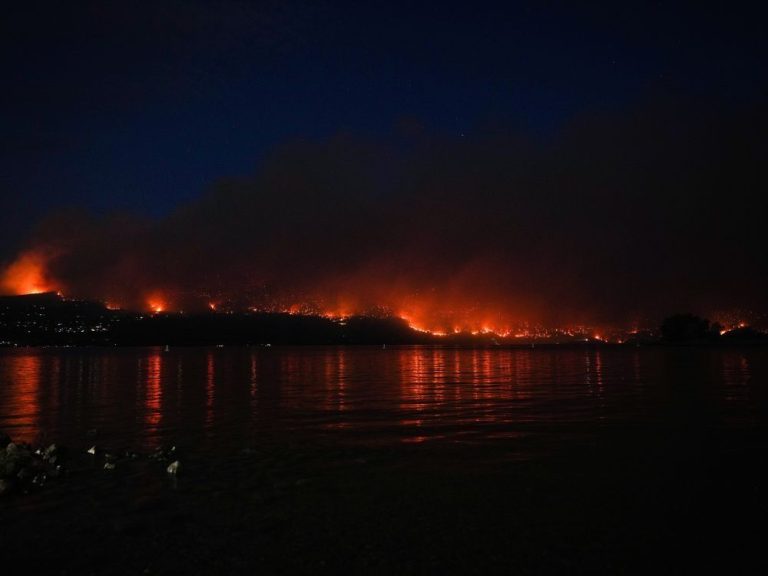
[394,348,540,437]
[471,350,502,423]
[6,354,42,440]
[250,353,258,408]
[508,350,533,401]
[320,349,349,425]
[206,351,215,428]
[144,351,163,432]
[336,349,347,412]
[724,354,751,387]
[399,349,429,419]
[721,352,752,406]
[585,350,604,396]
[430,351,447,403]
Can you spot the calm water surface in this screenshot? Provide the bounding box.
[1,346,767,456]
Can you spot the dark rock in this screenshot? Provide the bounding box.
[0,440,69,495]
[151,445,177,462]
[0,478,11,496]
[0,433,11,450]
[166,460,181,476]
[2,443,33,478]
[42,444,57,460]
[17,467,33,481]
[0,451,11,478]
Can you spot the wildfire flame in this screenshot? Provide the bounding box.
[0,250,57,295]
[146,294,167,314]
[0,247,629,339]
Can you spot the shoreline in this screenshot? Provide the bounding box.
[2,426,767,574]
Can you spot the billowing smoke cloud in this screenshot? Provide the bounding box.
[4,95,767,330]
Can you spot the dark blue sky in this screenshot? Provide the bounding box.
[2,0,765,255]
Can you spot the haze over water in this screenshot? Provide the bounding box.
[2,346,766,456]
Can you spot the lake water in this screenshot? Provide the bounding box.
[3,345,768,574]
[2,345,766,455]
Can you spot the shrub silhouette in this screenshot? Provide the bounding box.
[660,313,714,341]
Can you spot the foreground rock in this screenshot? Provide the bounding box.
[0,437,65,496]
[1,433,185,497]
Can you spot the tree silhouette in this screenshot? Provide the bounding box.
[660,313,714,341]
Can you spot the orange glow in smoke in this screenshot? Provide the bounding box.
[146,294,167,314]
[320,308,352,320]
[0,247,625,339]
[396,307,515,338]
[0,250,57,295]
[276,299,534,338]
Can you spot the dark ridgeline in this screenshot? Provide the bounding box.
[0,292,424,346]
[660,313,721,342]
[660,313,767,344]
[0,292,112,345]
[115,312,428,346]
[1,293,766,347]
[0,292,493,346]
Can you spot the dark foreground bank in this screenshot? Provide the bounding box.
[2,426,768,575]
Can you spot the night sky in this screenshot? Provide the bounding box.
[2,1,766,327]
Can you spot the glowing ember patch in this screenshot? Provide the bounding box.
[0,250,57,295]
[407,322,447,336]
[146,294,167,314]
[395,308,524,337]
[321,311,351,320]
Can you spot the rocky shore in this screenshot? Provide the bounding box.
[2,428,768,574]
[0,432,182,497]
[0,434,65,496]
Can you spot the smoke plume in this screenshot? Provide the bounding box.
[3,95,766,331]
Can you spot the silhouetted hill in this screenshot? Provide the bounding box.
[660,313,719,342]
[721,326,767,342]
[0,293,435,346]
[2,294,765,347]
